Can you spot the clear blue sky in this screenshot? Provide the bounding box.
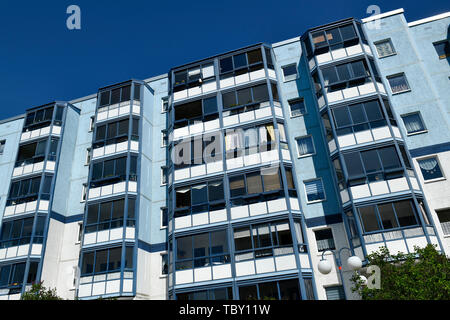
[0,0,448,119]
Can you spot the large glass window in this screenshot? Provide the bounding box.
[173,96,218,129]
[219,48,264,78]
[174,180,225,218]
[229,168,288,207]
[8,176,45,205]
[358,200,419,233]
[98,84,134,110]
[321,59,374,93]
[94,118,139,148]
[23,106,55,132]
[90,155,137,188]
[177,287,233,300]
[81,246,133,276]
[222,82,275,116]
[310,23,361,56]
[85,198,135,233]
[175,230,229,270]
[0,262,39,289]
[0,216,46,249]
[239,279,301,300]
[233,220,294,262]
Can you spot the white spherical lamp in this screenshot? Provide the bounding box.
[318,259,332,274]
[347,256,362,271]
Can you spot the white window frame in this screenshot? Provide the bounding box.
[374,39,396,59]
[416,154,446,184]
[85,148,92,166]
[76,222,83,244]
[295,135,316,158]
[161,130,168,148]
[89,116,95,132]
[81,184,87,203]
[281,63,299,82]
[304,178,326,204]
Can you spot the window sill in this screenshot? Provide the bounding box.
[159,275,168,279]
[307,199,326,205]
[298,153,315,159]
[391,89,411,95]
[160,226,168,230]
[283,77,299,83]
[378,53,397,59]
[407,130,428,137]
[290,113,307,119]
[423,177,446,184]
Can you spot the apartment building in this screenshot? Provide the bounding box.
[0,8,448,300]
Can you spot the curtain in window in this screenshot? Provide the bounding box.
[403,114,424,133]
[376,41,394,57]
[418,157,438,171]
[305,180,324,201]
[297,137,314,156]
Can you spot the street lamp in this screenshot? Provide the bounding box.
[317,247,363,300]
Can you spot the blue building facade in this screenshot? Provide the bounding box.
[0,8,448,300]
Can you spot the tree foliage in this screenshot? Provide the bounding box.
[351,244,450,300]
[21,282,63,300]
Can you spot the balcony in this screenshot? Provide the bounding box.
[78,272,133,298]
[92,141,139,160]
[87,181,137,201]
[312,43,373,67]
[3,200,49,218]
[83,227,135,246]
[20,125,61,142]
[96,101,140,123]
[0,244,42,261]
[12,161,56,178]
[318,81,387,108]
[175,263,232,286]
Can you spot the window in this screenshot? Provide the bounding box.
[161,97,169,113]
[282,64,298,81]
[89,116,95,132]
[81,246,133,276]
[174,96,218,128]
[175,230,229,270]
[77,222,83,243]
[85,148,91,166]
[219,48,264,77]
[374,39,396,58]
[81,184,87,202]
[234,220,295,262]
[401,113,426,135]
[8,176,47,205]
[98,84,133,110]
[228,168,290,207]
[314,229,335,252]
[221,83,275,117]
[161,207,168,228]
[0,216,46,249]
[85,198,135,233]
[296,136,315,157]
[177,287,233,300]
[357,200,419,233]
[161,167,168,185]
[90,155,137,188]
[23,106,55,132]
[0,262,38,289]
[321,59,376,93]
[417,156,444,181]
[387,74,410,94]
[174,180,225,218]
[94,118,139,149]
[436,209,450,236]
[325,286,345,300]
[161,253,168,276]
[239,279,301,300]
[310,23,362,57]
[433,41,450,60]
[288,99,306,117]
[161,130,168,147]
[304,179,325,203]
[0,140,5,154]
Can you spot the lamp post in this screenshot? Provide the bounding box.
[317,247,362,300]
